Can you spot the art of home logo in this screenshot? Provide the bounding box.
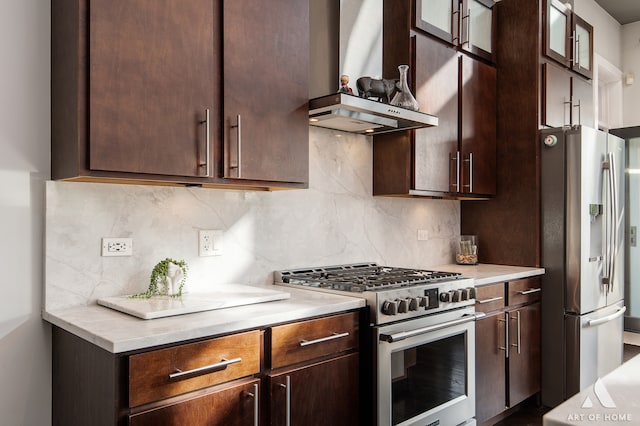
[566,378,633,423]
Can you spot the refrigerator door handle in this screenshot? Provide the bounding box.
[586,306,626,327]
[609,152,619,293]
[602,152,617,292]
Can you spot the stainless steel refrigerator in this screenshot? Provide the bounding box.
[541,126,626,407]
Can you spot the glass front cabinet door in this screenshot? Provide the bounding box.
[545,0,571,67]
[415,0,458,44]
[461,0,495,61]
[545,0,593,79]
[415,0,495,62]
[572,14,593,79]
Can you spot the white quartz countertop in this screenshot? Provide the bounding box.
[43,286,365,353]
[42,264,543,354]
[432,263,545,286]
[543,354,640,425]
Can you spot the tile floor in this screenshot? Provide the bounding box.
[493,335,640,426]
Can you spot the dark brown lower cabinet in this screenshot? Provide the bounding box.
[476,312,507,422]
[129,378,260,426]
[507,303,541,407]
[475,278,541,425]
[269,353,360,426]
[52,310,361,426]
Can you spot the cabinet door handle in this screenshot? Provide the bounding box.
[518,288,541,295]
[168,357,241,380]
[452,9,460,43]
[573,98,581,125]
[563,98,571,127]
[199,109,210,177]
[450,152,460,192]
[570,30,576,64]
[462,8,471,46]
[476,296,503,304]
[253,383,259,426]
[463,152,473,192]
[278,375,291,426]
[228,114,242,178]
[245,383,259,426]
[511,310,521,354]
[498,312,509,358]
[299,331,349,347]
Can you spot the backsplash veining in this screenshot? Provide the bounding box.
[45,127,460,311]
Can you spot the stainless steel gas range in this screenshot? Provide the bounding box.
[275,263,483,426]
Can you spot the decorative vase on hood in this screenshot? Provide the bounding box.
[390,64,420,111]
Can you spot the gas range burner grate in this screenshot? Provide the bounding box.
[278,263,462,292]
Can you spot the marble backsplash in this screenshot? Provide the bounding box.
[44,127,460,311]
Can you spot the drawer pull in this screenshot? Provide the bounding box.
[299,332,349,347]
[476,296,503,304]
[168,357,242,380]
[518,288,541,295]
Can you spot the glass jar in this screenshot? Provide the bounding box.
[455,235,478,265]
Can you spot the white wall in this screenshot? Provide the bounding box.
[622,21,640,126]
[574,0,622,70]
[340,0,383,85]
[0,1,51,425]
[45,128,460,311]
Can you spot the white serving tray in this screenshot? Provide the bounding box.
[97,284,290,320]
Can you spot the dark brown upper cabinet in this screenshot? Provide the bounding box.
[87,0,217,179]
[415,0,495,62]
[459,54,497,196]
[542,62,594,128]
[544,0,593,79]
[51,0,309,189]
[373,29,496,198]
[222,0,309,184]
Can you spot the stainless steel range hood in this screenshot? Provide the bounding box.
[308,93,438,135]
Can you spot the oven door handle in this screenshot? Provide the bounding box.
[379,312,486,343]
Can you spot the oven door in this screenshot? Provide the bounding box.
[376,308,483,426]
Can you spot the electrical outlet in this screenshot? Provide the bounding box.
[101,238,133,256]
[199,230,223,256]
[417,230,429,241]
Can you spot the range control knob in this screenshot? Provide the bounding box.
[439,292,450,303]
[419,296,429,307]
[460,289,469,301]
[382,300,398,316]
[408,298,419,311]
[398,299,409,313]
[451,290,461,303]
[468,287,477,299]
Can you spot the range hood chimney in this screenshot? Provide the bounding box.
[309,0,438,135]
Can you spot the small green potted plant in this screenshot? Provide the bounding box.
[131,258,188,299]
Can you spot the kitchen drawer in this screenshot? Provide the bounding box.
[129,330,261,407]
[270,312,359,369]
[475,283,505,313]
[508,277,542,306]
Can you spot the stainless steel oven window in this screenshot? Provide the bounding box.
[377,315,476,426]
